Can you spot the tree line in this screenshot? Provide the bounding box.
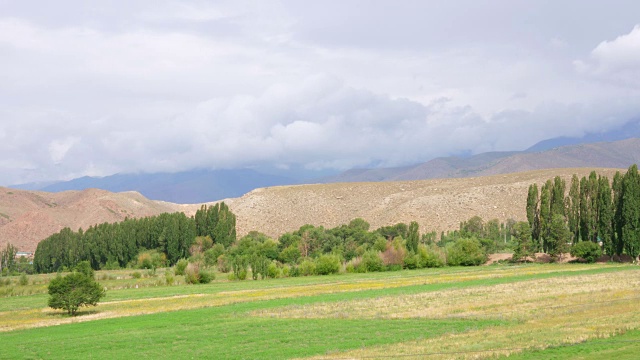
[526,165,640,261]
[33,203,235,273]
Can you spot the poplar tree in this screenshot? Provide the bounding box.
[406,221,419,253]
[621,165,640,261]
[597,176,613,255]
[566,175,581,243]
[539,180,552,252]
[526,184,540,242]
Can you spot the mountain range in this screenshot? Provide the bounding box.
[9,118,640,203]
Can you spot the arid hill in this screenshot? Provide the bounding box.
[227,167,622,239]
[0,168,623,252]
[0,188,202,252]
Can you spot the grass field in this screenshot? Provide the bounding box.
[0,263,639,359]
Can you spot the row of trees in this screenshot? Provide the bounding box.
[33,203,236,273]
[526,165,640,261]
[0,243,18,275]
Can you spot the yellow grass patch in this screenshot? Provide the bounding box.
[295,269,640,359]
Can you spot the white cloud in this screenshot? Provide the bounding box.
[575,25,640,88]
[1,1,640,185]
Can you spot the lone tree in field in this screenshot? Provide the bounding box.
[48,261,105,316]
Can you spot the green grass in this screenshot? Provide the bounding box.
[0,296,502,359]
[0,263,637,359]
[0,263,628,312]
[503,329,640,360]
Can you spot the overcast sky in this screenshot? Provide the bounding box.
[1,1,640,185]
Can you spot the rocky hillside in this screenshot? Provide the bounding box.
[227,167,621,239]
[0,188,202,252]
[1,168,623,252]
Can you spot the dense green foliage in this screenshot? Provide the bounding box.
[0,243,18,275]
[47,261,105,315]
[570,241,602,263]
[526,165,640,261]
[34,203,235,272]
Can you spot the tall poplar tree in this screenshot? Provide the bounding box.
[526,184,540,243]
[621,165,640,261]
[597,176,613,255]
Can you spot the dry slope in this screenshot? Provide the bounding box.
[227,167,622,238]
[0,188,202,252]
[0,167,623,252]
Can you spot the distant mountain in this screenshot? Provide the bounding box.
[323,138,640,182]
[16,169,296,203]
[527,118,640,152]
[0,187,202,252]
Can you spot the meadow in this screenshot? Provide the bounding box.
[0,263,639,359]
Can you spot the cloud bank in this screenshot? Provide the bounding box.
[1,1,639,184]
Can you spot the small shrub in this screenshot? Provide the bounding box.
[358,251,384,272]
[315,254,341,275]
[281,264,291,278]
[131,271,142,279]
[175,259,189,276]
[204,244,225,267]
[238,269,247,280]
[19,273,28,286]
[165,271,175,286]
[267,262,280,278]
[447,238,487,266]
[198,270,214,284]
[299,258,316,276]
[345,263,356,273]
[102,260,120,270]
[373,238,388,252]
[217,254,230,273]
[289,266,301,277]
[227,273,236,281]
[571,241,602,263]
[184,263,200,284]
[403,253,418,269]
[418,245,445,268]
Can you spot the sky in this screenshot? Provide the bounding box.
[1,0,640,185]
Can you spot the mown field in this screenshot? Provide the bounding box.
[0,263,639,359]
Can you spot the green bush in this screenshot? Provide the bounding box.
[418,245,445,268]
[403,252,418,269]
[373,237,388,252]
[570,241,602,263]
[267,262,280,278]
[447,238,487,266]
[315,254,341,275]
[299,258,316,276]
[131,271,142,279]
[217,254,230,273]
[19,273,28,286]
[238,269,247,280]
[279,245,301,264]
[165,271,175,286]
[357,251,384,272]
[175,259,189,276]
[48,271,105,316]
[198,270,214,284]
[204,244,225,267]
[281,264,291,278]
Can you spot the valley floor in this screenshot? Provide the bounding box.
[0,263,639,359]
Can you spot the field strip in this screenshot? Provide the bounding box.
[0,264,633,332]
[298,271,640,359]
[254,271,640,320]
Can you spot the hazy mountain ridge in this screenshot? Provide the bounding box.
[324,138,640,182]
[1,168,623,253]
[14,169,297,204]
